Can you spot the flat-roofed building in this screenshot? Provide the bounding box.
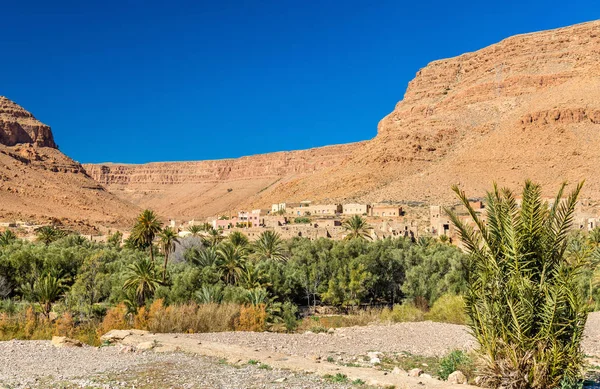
[342,203,370,215]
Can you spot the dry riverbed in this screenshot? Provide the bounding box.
[2,312,600,388]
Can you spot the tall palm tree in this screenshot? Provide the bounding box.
[123,257,162,306]
[342,215,372,240]
[33,273,65,318]
[187,224,203,237]
[447,181,587,388]
[158,227,180,283]
[131,209,162,262]
[217,242,245,284]
[253,230,287,262]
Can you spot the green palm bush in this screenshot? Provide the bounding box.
[447,181,588,388]
[123,257,162,306]
[342,215,372,240]
[253,231,287,262]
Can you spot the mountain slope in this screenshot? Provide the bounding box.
[85,20,600,219]
[0,97,138,230]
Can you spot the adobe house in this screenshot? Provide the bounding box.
[370,204,403,217]
[342,203,370,215]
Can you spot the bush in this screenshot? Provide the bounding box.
[236,304,266,332]
[139,300,240,333]
[449,181,588,387]
[97,303,129,336]
[294,217,310,224]
[425,294,467,325]
[438,350,472,380]
[282,302,299,332]
[380,303,424,323]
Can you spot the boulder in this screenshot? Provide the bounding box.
[392,366,406,375]
[100,329,149,343]
[408,368,423,377]
[370,357,381,364]
[448,370,467,384]
[51,336,82,348]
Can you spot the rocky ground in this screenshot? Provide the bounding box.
[0,340,355,389]
[2,313,600,388]
[188,321,475,359]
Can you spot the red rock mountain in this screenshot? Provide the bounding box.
[0,97,138,231]
[84,21,600,220]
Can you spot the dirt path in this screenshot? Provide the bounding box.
[110,329,477,389]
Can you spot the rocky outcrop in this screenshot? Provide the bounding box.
[84,20,600,218]
[0,97,57,148]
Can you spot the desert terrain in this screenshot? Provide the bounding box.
[82,20,600,221]
[3,312,600,388]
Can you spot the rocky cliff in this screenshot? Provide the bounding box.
[85,20,600,219]
[0,98,138,230]
[0,96,57,148]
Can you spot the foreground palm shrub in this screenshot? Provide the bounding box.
[448,181,588,388]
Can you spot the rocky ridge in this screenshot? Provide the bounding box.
[0,98,138,230]
[0,96,57,148]
[80,20,600,218]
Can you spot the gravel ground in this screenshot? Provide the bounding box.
[0,340,354,389]
[584,312,600,357]
[188,321,475,359]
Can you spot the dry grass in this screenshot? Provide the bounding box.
[135,299,241,333]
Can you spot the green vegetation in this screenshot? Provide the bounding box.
[342,215,372,240]
[438,350,472,380]
[449,181,588,388]
[294,217,311,224]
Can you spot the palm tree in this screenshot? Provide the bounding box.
[228,231,249,249]
[217,242,245,284]
[0,230,17,246]
[158,227,179,283]
[447,181,587,388]
[123,257,162,306]
[33,273,65,318]
[131,209,162,262]
[35,226,66,246]
[342,215,372,240]
[253,230,287,262]
[202,227,224,248]
[187,224,203,237]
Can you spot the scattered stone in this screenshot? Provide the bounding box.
[369,357,381,364]
[408,368,423,377]
[421,373,432,379]
[327,328,335,334]
[391,366,406,375]
[274,377,287,383]
[448,370,467,384]
[51,336,82,348]
[136,341,155,351]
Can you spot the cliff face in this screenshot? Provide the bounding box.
[85,20,600,218]
[0,97,57,148]
[0,97,138,230]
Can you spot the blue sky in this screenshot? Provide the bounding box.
[0,1,596,163]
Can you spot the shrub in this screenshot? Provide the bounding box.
[139,301,240,333]
[294,217,310,224]
[425,294,467,325]
[438,350,472,380]
[97,303,129,336]
[236,304,266,332]
[380,303,424,323]
[449,181,588,388]
[282,302,299,332]
[54,312,75,337]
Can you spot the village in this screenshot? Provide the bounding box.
[161,197,600,246]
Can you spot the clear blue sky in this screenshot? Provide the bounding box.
[0,1,596,163]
